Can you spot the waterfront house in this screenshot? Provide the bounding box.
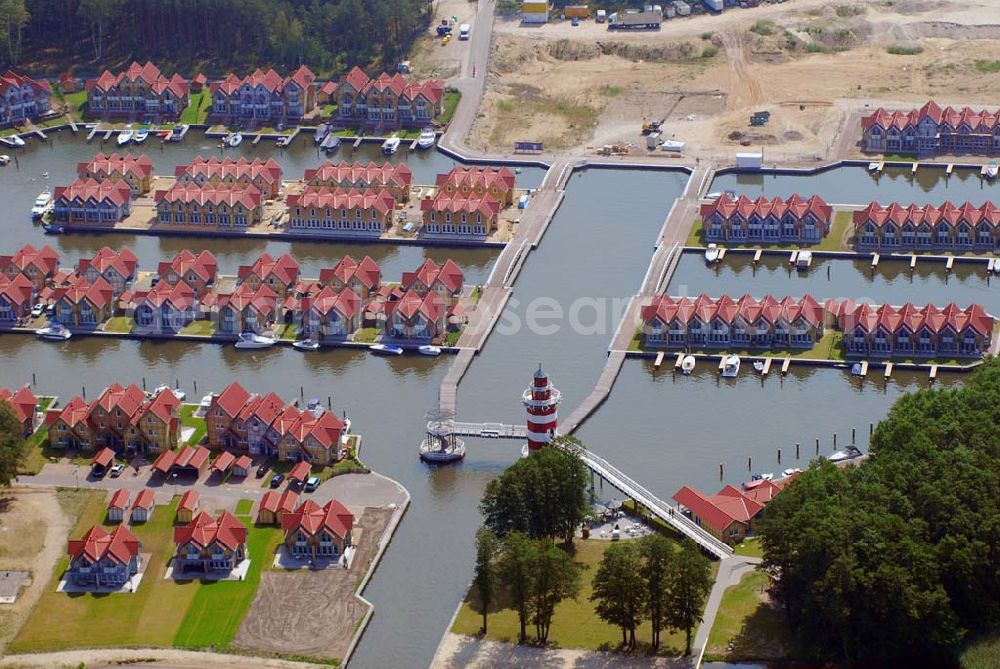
[51,275,114,328]
[382,289,448,341]
[154,183,263,230]
[673,485,764,544]
[641,293,824,350]
[177,490,200,523]
[286,187,396,237]
[831,299,994,359]
[401,258,464,303]
[175,157,283,199]
[206,382,252,451]
[172,511,247,575]
[700,194,832,245]
[1,244,59,295]
[53,178,134,226]
[67,525,141,587]
[133,281,198,333]
[861,101,1000,156]
[258,490,299,525]
[280,499,354,562]
[0,274,35,323]
[107,489,130,522]
[332,67,444,129]
[210,66,316,124]
[304,161,413,202]
[237,253,300,301]
[436,166,517,207]
[0,386,36,436]
[853,201,1000,252]
[58,72,79,93]
[86,61,189,119]
[276,406,345,466]
[0,70,51,127]
[48,396,91,449]
[132,489,155,523]
[77,153,154,195]
[319,255,381,298]
[420,192,501,240]
[157,250,218,298]
[216,284,278,334]
[77,247,138,298]
[303,286,362,340]
[152,444,210,476]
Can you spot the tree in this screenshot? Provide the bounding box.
[78,0,124,62]
[640,534,675,650]
[495,0,520,15]
[472,526,499,635]
[497,531,536,644]
[0,401,26,487]
[666,542,712,655]
[530,539,581,644]
[480,438,588,543]
[591,541,646,649]
[0,0,29,65]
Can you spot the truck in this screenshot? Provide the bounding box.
[703,0,723,12]
[595,8,606,22]
[674,1,691,17]
[608,8,661,30]
[458,23,471,40]
[564,4,590,18]
[435,19,452,36]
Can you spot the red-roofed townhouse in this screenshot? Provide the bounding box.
[0,70,51,126]
[216,283,278,335]
[0,385,36,436]
[277,406,345,466]
[175,156,283,199]
[421,191,501,240]
[861,101,1000,156]
[838,301,994,359]
[853,200,1000,252]
[0,273,35,323]
[303,286,361,341]
[243,391,287,456]
[53,178,133,226]
[237,253,300,301]
[173,511,247,574]
[318,255,382,299]
[132,489,155,523]
[304,161,413,202]
[78,247,138,297]
[77,152,154,195]
[281,499,354,562]
[206,382,252,450]
[154,182,263,229]
[700,194,832,245]
[382,289,447,341]
[1,244,59,295]
[401,258,464,303]
[436,166,517,207]
[67,525,142,587]
[108,488,130,522]
[672,485,765,544]
[133,280,198,333]
[258,490,299,525]
[286,187,396,238]
[177,490,200,523]
[156,250,218,298]
[332,67,444,129]
[48,396,92,449]
[209,65,316,124]
[86,61,190,119]
[51,274,114,328]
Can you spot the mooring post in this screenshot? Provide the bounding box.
[796,443,800,459]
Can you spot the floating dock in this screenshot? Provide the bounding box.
[871,253,880,269]
[761,357,772,376]
[884,362,893,378]
[859,360,869,377]
[929,364,938,381]
[409,138,419,151]
[946,256,954,272]
[910,254,917,270]
[947,163,954,175]
[911,162,919,174]
[877,161,885,172]
[716,248,726,262]
[654,351,665,369]
[352,137,363,149]
[753,249,762,264]
[781,356,791,375]
[674,353,684,370]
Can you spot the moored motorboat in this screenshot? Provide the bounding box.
[681,354,695,375]
[867,162,880,172]
[30,189,52,219]
[234,332,276,349]
[228,133,243,147]
[752,360,765,373]
[721,354,740,378]
[416,129,436,149]
[9,135,26,147]
[987,160,1000,180]
[170,124,188,142]
[155,385,186,401]
[369,343,403,356]
[418,345,442,356]
[117,126,133,145]
[782,467,802,478]
[36,322,71,341]
[705,191,722,200]
[381,136,400,155]
[829,445,863,463]
[795,250,813,271]
[0,154,10,165]
[851,362,864,376]
[704,242,720,263]
[134,127,149,143]
[292,338,321,351]
[42,222,64,234]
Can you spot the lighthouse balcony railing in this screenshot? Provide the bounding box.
[522,388,561,406]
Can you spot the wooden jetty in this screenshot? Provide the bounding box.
[910,254,917,270]
[946,256,954,272]
[103,129,113,141]
[718,357,727,373]
[780,356,791,375]
[877,161,885,172]
[911,162,919,174]
[884,362,893,378]
[352,137,363,150]
[561,351,627,434]
[86,125,100,142]
[789,250,799,265]
[929,364,938,381]
[761,357,772,376]
[947,163,954,176]
[859,360,869,377]
[716,247,727,262]
[752,249,762,264]
[409,138,419,151]
[252,134,263,145]
[871,253,880,269]
[654,351,665,370]
[674,353,685,370]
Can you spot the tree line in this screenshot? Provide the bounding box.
[758,359,1000,664]
[0,401,24,488]
[2,0,436,76]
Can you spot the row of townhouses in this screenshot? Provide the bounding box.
[853,201,1000,252]
[329,66,445,129]
[0,70,51,127]
[861,101,1000,156]
[700,194,832,244]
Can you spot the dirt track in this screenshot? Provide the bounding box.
[233,507,393,661]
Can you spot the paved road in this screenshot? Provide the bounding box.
[693,555,763,663]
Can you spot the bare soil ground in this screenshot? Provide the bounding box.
[408,0,480,80]
[473,0,1000,162]
[233,507,393,661]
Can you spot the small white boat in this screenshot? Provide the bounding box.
[851,362,864,376]
[752,360,765,373]
[134,128,149,143]
[0,137,15,148]
[31,189,52,219]
[292,339,321,351]
[9,135,26,147]
[416,129,436,149]
[867,162,880,172]
[986,160,998,180]
[419,435,466,463]
[782,468,802,478]
[795,250,813,271]
[704,242,720,264]
[36,322,71,341]
[228,133,243,147]
[721,354,740,378]
[369,343,403,356]
[155,385,186,401]
[705,191,722,200]
[234,332,276,349]
[418,345,442,356]
[276,136,290,147]
[0,154,10,166]
[117,127,133,145]
[830,446,863,463]
[170,124,188,142]
[43,222,64,234]
[681,354,696,375]
[381,136,400,155]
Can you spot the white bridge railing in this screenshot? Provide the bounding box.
[436,421,528,439]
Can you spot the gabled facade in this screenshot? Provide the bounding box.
[304,161,412,201]
[210,66,316,123]
[172,511,247,574]
[0,273,34,322]
[382,289,447,341]
[237,253,300,300]
[862,101,1000,156]
[319,255,381,298]
[86,61,190,119]
[420,192,501,240]
[155,183,263,230]
[853,200,1000,252]
[673,485,766,544]
[0,70,51,127]
[216,283,277,334]
[401,258,464,303]
[280,499,354,561]
[174,157,283,199]
[77,247,138,297]
[53,178,133,225]
[51,275,115,328]
[435,166,517,207]
[0,385,36,436]
[332,67,444,129]
[133,281,198,333]
[286,187,395,237]
[77,153,154,195]
[67,525,141,587]
[302,286,362,341]
[1,244,59,295]
[156,250,218,298]
[700,194,832,244]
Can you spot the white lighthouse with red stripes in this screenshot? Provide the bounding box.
[523,364,561,451]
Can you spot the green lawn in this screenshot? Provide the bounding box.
[452,539,696,655]
[705,570,792,661]
[440,90,461,125]
[103,316,134,333]
[180,404,207,446]
[180,320,215,336]
[179,91,211,125]
[354,327,377,343]
[235,499,254,516]
[60,90,88,116]
[631,330,844,361]
[628,326,644,352]
[686,211,853,252]
[733,538,763,559]
[445,330,461,346]
[274,323,299,340]
[962,634,1000,669]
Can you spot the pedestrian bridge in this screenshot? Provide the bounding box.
[431,421,527,440]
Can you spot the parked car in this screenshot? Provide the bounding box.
[304,476,320,492]
[269,473,285,488]
[30,303,43,318]
[109,463,125,478]
[256,462,270,478]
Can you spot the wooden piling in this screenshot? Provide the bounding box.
[748,456,752,472]
[777,448,781,464]
[796,443,800,459]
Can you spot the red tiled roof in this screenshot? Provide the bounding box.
[178,490,200,512]
[233,455,253,471]
[338,66,444,104]
[213,382,251,418]
[157,249,218,284]
[280,499,353,541]
[642,293,824,329]
[136,281,196,311]
[211,451,236,472]
[303,161,412,190]
[700,193,832,224]
[211,65,314,96]
[0,69,51,95]
[421,192,501,218]
[173,445,210,470]
[134,488,155,509]
[154,182,262,209]
[435,166,516,193]
[173,510,247,551]
[92,447,116,468]
[386,289,446,323]
[54,178,132,207]
[175,156,282,186]
[56,396,90,429]
[9,243,59,276]
[309,286,361,319]
[853,200,1000,230]
[0,385,36,424]
[260,489,299,515]
[77,246,138,280]
[217,283,278,316]
[288,460,311,482]
[152,449,176,474]
[401,258,464,294]
[78,152,154,181]
[88,61,188,98]
[68,525,140,565]
[672,485,763,535]
[836,300,994,336]
[319,255,381,291]
[287,186,395,215]
[0,273,34,307]
[237,253,300,287]
[862,101,1000,132]
[108,488,130,510]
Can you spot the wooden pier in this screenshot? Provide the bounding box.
[561,351,627,435]
[352,137,363,150]
[409,138,419,151]
[884,362,893,378]
[947,163,954,176]
[910,254,917,270]
[781,357,791,375]
[761,357,772,376]
[654,351,665,370]
[872,253,880,269]
[911,162,919,174]
[946,256,954,272]
[716,247,726,262]
[789,250,798,266]
[86,125,100,142]
[877,161,885,172]
[859,360,869,377]
[674,352,685,370]
[752,249,762,264]
[929,364,938,381]
[252,134,263,145]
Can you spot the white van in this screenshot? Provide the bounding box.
[459,23,471,40]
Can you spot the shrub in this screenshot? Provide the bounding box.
[702,45,718,58]
[887,45,923,55]
[975,60,1000,73]
[700,32,713,40]
[750,20,774,36]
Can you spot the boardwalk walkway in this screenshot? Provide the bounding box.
[560,351,627,435]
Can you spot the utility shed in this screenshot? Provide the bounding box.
[522,1,550,23]
[736,152,763,170]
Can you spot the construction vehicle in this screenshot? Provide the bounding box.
[641,118,664,134]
